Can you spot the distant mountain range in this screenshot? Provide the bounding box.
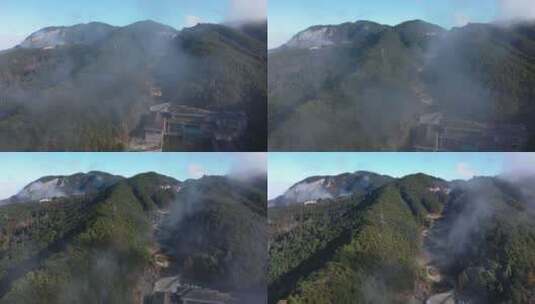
[0,171,267,303]
[269,171,535,303]
[269,19,535,151]
[0,20,267,151]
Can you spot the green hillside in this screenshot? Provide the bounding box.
[0,172,267,303]
[269,20,535,151]
[268,174,535,303]
[0,20,267,151]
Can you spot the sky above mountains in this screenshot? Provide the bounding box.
[269,0,534,48]
[267,153,535,199]
[0,153,266,200]
[0,0,267,50]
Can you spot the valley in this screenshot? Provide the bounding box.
[0,171,267,304]
[0,20,267,152]
[419,213,455,303]
[268,171,535,303]
[268,20,535,151]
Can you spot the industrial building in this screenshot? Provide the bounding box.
[144,103,247,151]
[411,112,528,151]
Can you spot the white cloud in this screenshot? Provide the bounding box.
[497,0,535,22]
[502,153,535,179]
[228,153,267,180]
[454,12,471,27]
[187,164,207,179]
[227,0,266,22]
[184,15,202,27]
[456,162,477,179]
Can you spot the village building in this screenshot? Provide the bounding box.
[411,112,528,151]
[177,287,235,304]
[144,103,247,151]
[146,276,235,304]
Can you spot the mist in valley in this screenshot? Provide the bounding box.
[267,154,535,303]
[0,0,267,152]
[0,153,267,304]
[268,0,535,151]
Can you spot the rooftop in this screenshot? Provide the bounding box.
[150,103,214,116]
[180,288,234,304]
[154,276,182,293]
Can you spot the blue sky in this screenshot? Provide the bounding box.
[268,153,519,199]
[0,0,266,50]
[0,152,266,199]
[269,0,502,48]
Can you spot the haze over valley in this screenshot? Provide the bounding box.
[0,154,268,304]
[0,1,267,152]
[268,153,535,303]
[268,18,535,151]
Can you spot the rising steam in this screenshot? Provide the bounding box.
[497,0,535,23]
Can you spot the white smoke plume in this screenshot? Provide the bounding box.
[497,0,535,22]
[184,15,202,27]
[228,153,267,181]
[501,153,535,181]
[227,0,267,22]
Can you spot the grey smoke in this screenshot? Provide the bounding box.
[227,0,267,22]
[501,153,535,181]
[445,194,495,256]
[161,182,205,232]
[361,276,393,304]
[496,0,535,23]
[500,153,535,213]
[0,21,190,151]
[57,250,137,303]
[228,153,267,182]
[436,153,535,267]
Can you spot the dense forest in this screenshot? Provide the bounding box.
[268,173,535,303]
[269,20,535,151]
[0,20,267,151]
[0,172,267,303]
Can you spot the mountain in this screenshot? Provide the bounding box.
[2,171,124,205]
[268,171,393,207]
[18,22,117,49]
[0,172,267,303]
[279,21,388,50]
[269,19,535,151]
[268,172,535,303]
[0,20,267,151]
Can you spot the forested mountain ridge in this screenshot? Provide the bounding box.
[269,172,535,303]
[269,19,535,151]
[0,171,267,303]
[0,19,267,151]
